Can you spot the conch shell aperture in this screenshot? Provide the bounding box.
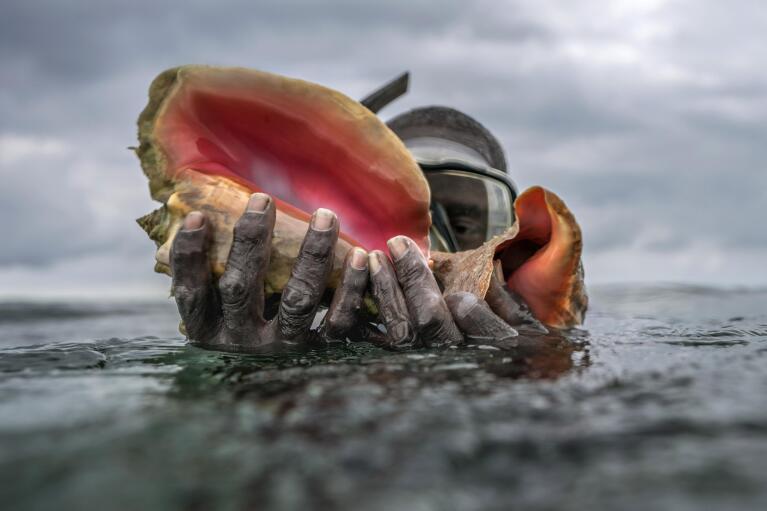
[136,66,587,328]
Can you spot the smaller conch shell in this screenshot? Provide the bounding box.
[433,186,587,328]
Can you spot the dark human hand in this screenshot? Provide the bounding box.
[170,192,368,352]
[366,237,464,350]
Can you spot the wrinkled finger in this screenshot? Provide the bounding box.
[171,212,222,342]
[387,236,462,348]
[368,250,417,350]
[323,247,369,342]
[485,275,548,334]
[275,208,339,340]
[445,292,519,347]
[219,193,275,334]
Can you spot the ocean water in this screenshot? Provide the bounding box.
[0,285,765,511]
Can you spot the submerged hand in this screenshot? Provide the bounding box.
[367,235,547,350]
[170,192,368,351]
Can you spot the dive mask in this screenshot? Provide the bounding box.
[419,158,517,252]
[401,134,517,252]
[362,72,517,253]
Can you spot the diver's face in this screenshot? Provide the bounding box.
[426,173,489,250]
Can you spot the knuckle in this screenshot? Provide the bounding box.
[174,285,209,321]
[372,287,403,322]
[396,256,427,287]
[233,213,269,242]
[371,266,398,299]
[300,232,335,261]
[281,282,316,315]
[290,257,331,293]
[341,267,367,291]
[300,244,333,266]
[370,270,391,296]
[173,232,205,257]
[218,272,247,304]
[171,257,207,287]
[172,246,202,266]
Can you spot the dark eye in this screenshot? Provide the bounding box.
[450,216,482,236]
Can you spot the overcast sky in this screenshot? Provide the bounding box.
[1,0,765,298]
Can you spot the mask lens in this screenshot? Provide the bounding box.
[426,170,514,251]
[484,176,515,239]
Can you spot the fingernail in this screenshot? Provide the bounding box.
[247,192,270,212]
[351,248,367,270]
[312,208,335,230]
[387,235,410,259]
[368,251,383,275]
[183,211,204,230]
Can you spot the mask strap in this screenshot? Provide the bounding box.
[360,72,409,113]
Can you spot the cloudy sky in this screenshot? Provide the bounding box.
[1,0,765,298]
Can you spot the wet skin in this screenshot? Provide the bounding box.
[171,192,547,352]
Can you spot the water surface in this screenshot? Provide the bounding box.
[1,285,766,510]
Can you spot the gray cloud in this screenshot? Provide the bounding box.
[0,0,765,292]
